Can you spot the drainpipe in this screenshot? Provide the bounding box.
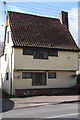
[10,47,13,95]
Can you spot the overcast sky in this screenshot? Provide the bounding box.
[0,0,79,46]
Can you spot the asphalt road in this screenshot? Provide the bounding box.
[2,102,79,119]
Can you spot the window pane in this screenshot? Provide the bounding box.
[48,50,58,56]
[44,52,48,59]
[34,51,48,59]
[48,72,56,78]
[39,51,43,59]
[34,51,40,59]
[6,72,9,80]
[42,73,46,85]
[22,72,32,79]
[23,48,33,55]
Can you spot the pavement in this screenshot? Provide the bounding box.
[11,95,80,109]
[2,95,80,112]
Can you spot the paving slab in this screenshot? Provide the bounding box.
[10,95,79,109]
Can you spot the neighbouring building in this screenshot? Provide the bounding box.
[0,11,80,96]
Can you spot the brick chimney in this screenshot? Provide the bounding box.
[59,11,69,29]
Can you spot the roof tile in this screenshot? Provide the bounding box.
[8,11,79,51]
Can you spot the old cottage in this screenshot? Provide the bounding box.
[1,11,79,96]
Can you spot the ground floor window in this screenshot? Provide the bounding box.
[32,73,46,86]
[22,72,32,79]
[48,72,56,78]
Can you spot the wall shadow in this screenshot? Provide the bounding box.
[2,99,14,113]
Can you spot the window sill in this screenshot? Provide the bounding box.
[32,85,47,86]
[33,58,48,60]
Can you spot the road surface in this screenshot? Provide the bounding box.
[2,102,79,119]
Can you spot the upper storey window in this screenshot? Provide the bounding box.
[23,48,58,59]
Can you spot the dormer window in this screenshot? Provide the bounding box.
[7,32,9,43]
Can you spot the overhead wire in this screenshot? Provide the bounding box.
[36,2,78,11]
[11,2,78,17]
[1,1,79,43]
[7,3,59,14]
[1,1,80,21]
[7,3,59,18]
[8,2,78,17]
[7,2,79,20]
[1,1,78,12]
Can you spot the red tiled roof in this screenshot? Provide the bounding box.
[8,11,79,51]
